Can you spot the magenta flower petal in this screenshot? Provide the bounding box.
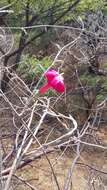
[50,75,65,93]
[44,69,58,82]
[38,69,65,94]
[39,83,50,94]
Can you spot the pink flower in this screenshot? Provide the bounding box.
[39,69,65,94]
[45,69,58,82]
[50,75,65,93]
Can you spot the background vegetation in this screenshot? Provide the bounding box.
[0,0,107,190]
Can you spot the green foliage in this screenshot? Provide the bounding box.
[61,0,105,20]
[102,62,107,69]
[2,0,106,28]
[98,80,107,102]
[96,94,104,102]
[35,87,57,97]
[77,0,104,12]
[17,54,57,96]
[0,0,7,6]
[17,54,59,96]
[102,81,107,91]
[80,73,100,86]
[17,54,52,80]
[80,72,107,103]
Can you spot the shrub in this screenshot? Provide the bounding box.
[17,54,56,96]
